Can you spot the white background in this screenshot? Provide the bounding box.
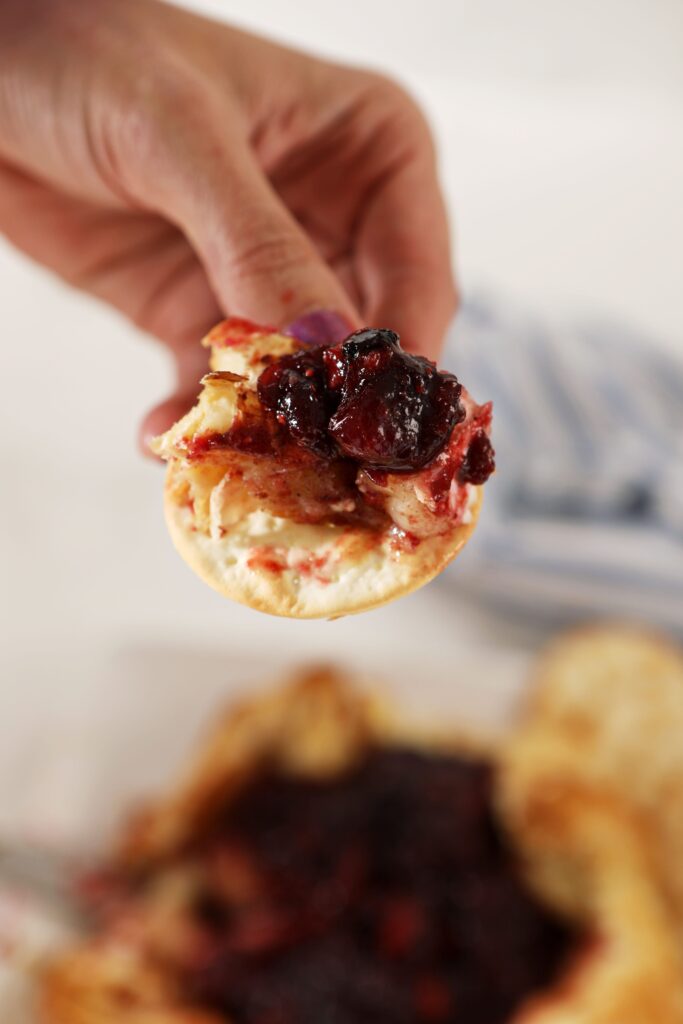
[0,0,682,849]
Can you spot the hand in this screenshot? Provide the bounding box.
[0,0,457,450]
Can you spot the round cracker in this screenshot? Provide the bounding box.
[163,479,481,619]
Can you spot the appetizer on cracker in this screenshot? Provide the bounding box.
[152,319,494,618]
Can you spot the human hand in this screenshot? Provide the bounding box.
[0,0,457,450]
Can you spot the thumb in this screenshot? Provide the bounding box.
[127,104,359,332]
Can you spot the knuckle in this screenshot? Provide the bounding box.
[114,70,208,164]
[353,72,436,164]
[149,71,206,122]
[230,231,308,283]
[365,73,432,135]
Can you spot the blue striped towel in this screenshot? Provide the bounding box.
[442,295,683,634]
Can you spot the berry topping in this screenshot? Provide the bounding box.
[258,329,466,471]
[183,749,577,1024]
[459,430,496,485]
[327,329,465,470]
[257,348,337,457]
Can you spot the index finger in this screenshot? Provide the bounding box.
[354,154,458,362]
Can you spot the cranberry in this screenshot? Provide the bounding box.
[326,330,465,471]
[183,750,578,1024]
[257,329,465,471]
[459,431,496,484]
[257,349,336,457]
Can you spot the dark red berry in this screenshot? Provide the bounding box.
[326,329,465,471]
[257,329,466,471]
[257,349,336,457]
[459,430,496,484]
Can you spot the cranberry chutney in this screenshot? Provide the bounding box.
[183,749,577,1024]
[258,327,495,483]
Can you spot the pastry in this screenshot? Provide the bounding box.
[39,638,683,1023]
[504,623,683,944]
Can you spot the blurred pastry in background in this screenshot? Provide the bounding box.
[40,626,683,1023]
[506,624,683,946]
[152,318,494,619]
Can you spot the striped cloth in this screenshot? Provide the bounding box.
[442,295,683,634]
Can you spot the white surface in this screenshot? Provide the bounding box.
[0,2,682,1010]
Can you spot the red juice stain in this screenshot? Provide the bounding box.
[246,547,287,574]
[211,317,277,348]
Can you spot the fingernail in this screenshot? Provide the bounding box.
[283,310,353,347]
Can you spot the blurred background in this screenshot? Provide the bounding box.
[0,0,681,858]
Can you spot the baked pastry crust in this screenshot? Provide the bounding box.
[39,643,683,1024]
[504,623,683,947]
[152,321,486,619]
